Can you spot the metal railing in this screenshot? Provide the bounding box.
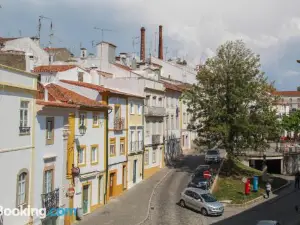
[129,141,144,153]
[144,106,166,116]
[19,126,30,135]
[114,117,125,130]
[41,188,59,214]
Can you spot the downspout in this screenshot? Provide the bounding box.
[104,95,112,204]
[142,102,145,179]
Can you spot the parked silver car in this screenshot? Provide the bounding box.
[256,221,281,225]
[180,187,224,216]
[205,149,221,163]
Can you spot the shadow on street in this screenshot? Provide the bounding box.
[212,181,300,225]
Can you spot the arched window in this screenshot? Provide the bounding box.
[16,169,29,207]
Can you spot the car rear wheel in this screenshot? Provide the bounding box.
[179,199,186,207]
[201,208,208,216]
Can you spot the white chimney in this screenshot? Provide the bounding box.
[80,48,87,59]
[25,52,34,72]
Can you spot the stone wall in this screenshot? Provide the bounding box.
[0,51,26,70]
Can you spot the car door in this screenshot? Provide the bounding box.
[184,190,195,208]
[191,192,204,210]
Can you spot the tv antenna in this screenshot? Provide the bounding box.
[164,46,169,61]
[37,15,53,46]
[132,36,139,55]
[154,31,158,55]
[93,27,115,42]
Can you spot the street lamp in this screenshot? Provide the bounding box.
[78,125,87,135]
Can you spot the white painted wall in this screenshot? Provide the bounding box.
[33,112,68,225]
[2,37,49,67]
[40,67,91,84]
[151,56,197,84]
[0,69,36,225]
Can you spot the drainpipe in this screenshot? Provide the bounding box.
[104,107,112,204]
[142,104,145,179]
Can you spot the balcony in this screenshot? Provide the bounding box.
[19,126,30,135]
[41,188,59,214]
[129,141,144,154]
[152,134,161,145]
[114,117,125,130]
[144,106,166,117]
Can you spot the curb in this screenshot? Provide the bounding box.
[223,179,291,207]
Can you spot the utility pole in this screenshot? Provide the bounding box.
[154,32,158,55]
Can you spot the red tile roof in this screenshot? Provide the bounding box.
[0,37,19,45]
[162,81,182,92]
[273,91,300,97]
[33,65,77,73]
[60,80,144,98]
[37,82,110,109]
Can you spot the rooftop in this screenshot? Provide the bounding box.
[33,65,77,73]
[273,91,300,97]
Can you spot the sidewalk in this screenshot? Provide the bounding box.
[74,167,172,225]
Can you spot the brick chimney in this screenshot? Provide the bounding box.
[158,25,163,60]
[140,27,146,61]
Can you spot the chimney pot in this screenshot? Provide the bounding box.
[140,27,146,61]
[158,25,163,60]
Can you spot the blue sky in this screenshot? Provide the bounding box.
[2,0,300,90]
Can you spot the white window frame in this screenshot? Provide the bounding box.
[120,142,125,154]
[91,146,97,163]
[138,104,142,115]
[17,173,26,205]
[130,102,135,114]
[78,147,85,165]
[20,101,29,132]
[44,170,53,194]
[152,149,157,163]
[110,144,116,155]
[93,114,99,126]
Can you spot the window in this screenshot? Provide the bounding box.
[144,150,149,165]
[145,95,150,106]
[114,105,121,118]
[145,121,150,136]
[79,113,86,126]
[138,104,142,115]
[110,138,116,156]
[137,130,142,150]
[152,149,157,163]
[46,117,54,145]
[158,98,162,107]
[78,146,86,167]
[130,102,134,114]
[20,101,30,135]
[17,170,29,207]
[171,115,174,130]
[183,113,186,124]
[120,137,125,155]
[44,169,53,193]
[152,96,157,106]
[92,113,99,128]
[176,116,179,129]
[130,131,135,152]
[91,145,98,165]
[78,72,84,82]
[152,122,156,135]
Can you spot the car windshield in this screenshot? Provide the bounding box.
[207,150,218,155]
[201,194,217,202]
[194,177,207,182]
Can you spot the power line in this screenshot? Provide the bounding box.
[93,27,115,42]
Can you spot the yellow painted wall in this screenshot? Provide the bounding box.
[128,98,143,126]
[144,166,161,179]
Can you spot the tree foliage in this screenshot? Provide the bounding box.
[281,110,300,136]
[297,86,300,91]
[181,40,280,156]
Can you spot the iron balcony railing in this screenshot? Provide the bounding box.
[152,134,161,145]
[129,141,144,153]
[19,126,31,135]
[41,188,59,214]
[114,117,125,130]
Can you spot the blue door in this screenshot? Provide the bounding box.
[133,160,137,183]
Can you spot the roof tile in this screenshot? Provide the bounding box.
[273,91,300,97]
[33,65,77,73]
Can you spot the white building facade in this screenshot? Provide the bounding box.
[0,64,37,225]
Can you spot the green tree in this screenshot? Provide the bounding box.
[281,110,300,139]
[182,40,279,157]
[297,86,300,91]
